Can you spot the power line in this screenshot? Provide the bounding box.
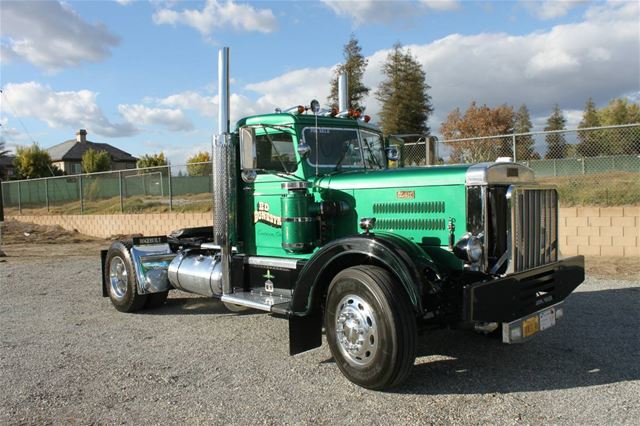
[0,89,37,145]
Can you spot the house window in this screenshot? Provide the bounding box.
[72,163,82,174]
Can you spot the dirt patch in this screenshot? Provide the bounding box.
[0,219,101,245]
[584,256,639,281]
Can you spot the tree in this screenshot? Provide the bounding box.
[376,43,433,136]
[544,105,567,159]
[328,35,370,111]
[440,101,514,162]
[82,148,112,173]
[576,98,603,157]
[186,151,212,176]
[137,152,169,176]
[514,104,537,160]
[597,98,640,154]
[13,144,61,179]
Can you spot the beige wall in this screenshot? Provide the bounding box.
[7,213,211,239]
[7,207,640,257]
[559,207,639,258]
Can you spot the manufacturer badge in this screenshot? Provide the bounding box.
[397,191,415,199]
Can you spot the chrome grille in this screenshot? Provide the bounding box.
[509,187,558,272]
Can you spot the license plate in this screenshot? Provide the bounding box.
[523,316,540,337]
[539,308,556,331]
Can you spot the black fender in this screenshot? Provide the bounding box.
[291,232,439,316]
[288,232,440,355]
[101,249,109,297]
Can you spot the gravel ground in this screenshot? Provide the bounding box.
[0,247,638,425]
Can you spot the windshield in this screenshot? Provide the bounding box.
[303,127,385,173]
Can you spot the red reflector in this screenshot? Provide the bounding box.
[364,115,371,123]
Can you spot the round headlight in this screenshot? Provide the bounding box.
[466,237,483,263]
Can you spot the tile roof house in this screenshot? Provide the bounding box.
[47,129,138,174]
[0,154,16,180]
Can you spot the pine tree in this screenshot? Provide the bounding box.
[328,35,370,111]
[514,104,537,160]
[544,105,568,159]
[376,43,433,135]
[576,98,602,156]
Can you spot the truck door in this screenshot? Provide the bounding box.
[242,127,299,257]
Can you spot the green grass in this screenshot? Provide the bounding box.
[539,172,640,206]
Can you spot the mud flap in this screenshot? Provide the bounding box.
[289,314,323,355]
[100,249,109,297]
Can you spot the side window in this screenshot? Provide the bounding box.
[256,131,297,173]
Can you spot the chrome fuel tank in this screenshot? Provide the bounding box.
[167,252,223,297]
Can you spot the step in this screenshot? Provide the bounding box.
[221,291,291,313]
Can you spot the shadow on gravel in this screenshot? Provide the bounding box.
[393,287,640,395]
[142,297,262,316]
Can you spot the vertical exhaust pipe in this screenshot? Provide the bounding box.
[212,47,235,295]
[338,72,349,112]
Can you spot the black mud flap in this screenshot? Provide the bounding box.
[289,314,323,355]
[463,255,585,323]
[100,249,109,297]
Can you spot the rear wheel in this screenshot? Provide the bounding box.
[325,266,417,390]
[105,241,147,312]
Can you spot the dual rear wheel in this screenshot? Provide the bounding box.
[105,241,168,312]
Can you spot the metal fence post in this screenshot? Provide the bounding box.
[512,134,517,162]
[79,175,84,214]
[45,178,49,212]
[167,165,173,212]
[119,171,124,213]
[18,180,22,215]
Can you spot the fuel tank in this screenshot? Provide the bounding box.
[167,252,223,297]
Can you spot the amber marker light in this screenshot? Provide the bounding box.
[297,105,305,114]
[364,115,371,123]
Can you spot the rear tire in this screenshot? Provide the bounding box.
[325,265,417,390]
[105,241,147,313]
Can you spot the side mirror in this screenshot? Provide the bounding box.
[385,146,400,162]
[239,127,257,171]
[297,142,311,158]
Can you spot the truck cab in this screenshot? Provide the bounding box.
[101,47,585,390]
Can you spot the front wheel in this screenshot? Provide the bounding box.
[325,266,417,390]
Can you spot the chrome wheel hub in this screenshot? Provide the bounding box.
[334,294,378,367]
[109,256,128,301]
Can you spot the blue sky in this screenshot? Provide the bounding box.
[1,0,638,164]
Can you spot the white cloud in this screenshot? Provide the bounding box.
[115,0,134,5]
[0,1,119,72]
[153,0,278,35]
[239,1,638,133]
[1,82,137,137]
[322,0,460,25]
[524,0,585,20]
[245,67,334,113]
[117,105,194,132]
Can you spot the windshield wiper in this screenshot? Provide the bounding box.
[333,142,350,172]
[362,138,382,169]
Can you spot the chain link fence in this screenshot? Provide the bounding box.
[2,124,639,215]
[401,124,640,206]
[1,162,213,216]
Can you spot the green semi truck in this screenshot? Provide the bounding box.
[102,48,585,390]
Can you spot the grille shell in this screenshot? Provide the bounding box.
[507,186,558,273]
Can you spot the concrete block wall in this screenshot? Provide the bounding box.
[6,207,640,257]
[559,207,639,258]
[7,213,212,239]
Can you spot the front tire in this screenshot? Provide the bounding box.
[325,266,417,390]
[105,241,147,312]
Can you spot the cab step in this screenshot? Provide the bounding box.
[221,291,292,314]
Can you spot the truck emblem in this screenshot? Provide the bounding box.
[397,191,415,199]
[254,202,282,227]
[263,269,275,292]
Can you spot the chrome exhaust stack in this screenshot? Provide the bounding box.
[338,72,349,113]
[212,47,236,295]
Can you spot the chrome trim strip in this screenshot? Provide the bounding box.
[246,256,299,269]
